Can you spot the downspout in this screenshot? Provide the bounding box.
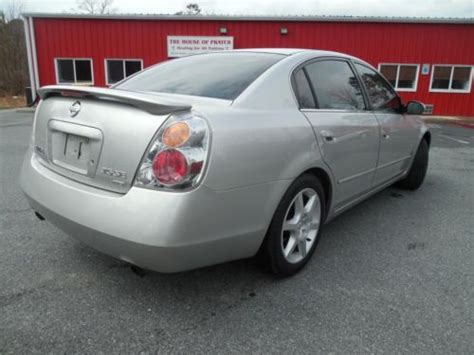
[28,17,40,100]
[23,15,37,102]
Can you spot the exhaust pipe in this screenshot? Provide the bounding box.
[34,211,45,221]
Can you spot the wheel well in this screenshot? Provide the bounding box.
[302,167,332,220]
[423,131,431,146]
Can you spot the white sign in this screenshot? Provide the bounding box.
[167,36,234,57]
[421,64,430,75]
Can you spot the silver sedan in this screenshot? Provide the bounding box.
[21,49,430,276]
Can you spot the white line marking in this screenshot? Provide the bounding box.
[439,134,470,145]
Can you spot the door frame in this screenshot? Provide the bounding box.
[290,55,373,111]
[290,56,383,207]
[351,61,412,185]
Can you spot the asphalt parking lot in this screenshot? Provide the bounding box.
[1,110,473,353]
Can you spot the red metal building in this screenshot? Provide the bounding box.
[23,13,474,116]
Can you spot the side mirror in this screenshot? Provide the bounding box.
[405,101,425,115]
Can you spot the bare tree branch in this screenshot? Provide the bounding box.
[5,0,24,22]
[75,0,116,14]
[175,3,202,15]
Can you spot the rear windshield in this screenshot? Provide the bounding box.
[116,52,285,100]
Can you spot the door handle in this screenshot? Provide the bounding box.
[320,130,335,142]
[383,132,390,139]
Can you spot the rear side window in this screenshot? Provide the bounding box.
[116,52,284,100]
[293,69,316,109]
[355,63,402,112]
[304,60,365,110]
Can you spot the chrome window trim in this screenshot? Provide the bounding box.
[290,56,369,112]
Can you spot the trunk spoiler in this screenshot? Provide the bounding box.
[37,85,192,115]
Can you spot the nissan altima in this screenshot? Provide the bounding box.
[20,49,430,276]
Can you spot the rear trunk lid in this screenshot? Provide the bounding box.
[33,86,191,193]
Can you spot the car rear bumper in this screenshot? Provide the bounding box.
[21,151,288,272]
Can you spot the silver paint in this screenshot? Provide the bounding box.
[20,49,429,272]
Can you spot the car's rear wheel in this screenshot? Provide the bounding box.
[396,139,429,190]
[261,174,325,276]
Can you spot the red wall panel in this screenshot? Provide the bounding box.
[32,18,474,116]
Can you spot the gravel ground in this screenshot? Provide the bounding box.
[1,111,473,353]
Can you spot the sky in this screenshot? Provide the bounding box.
[0,0,473,18]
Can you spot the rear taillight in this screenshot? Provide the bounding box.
[152,149,188,185]
[134,112,210,190]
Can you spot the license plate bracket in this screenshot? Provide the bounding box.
[52,133,91,174]
[47,120,103,176]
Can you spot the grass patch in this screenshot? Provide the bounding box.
[0,96,26,109]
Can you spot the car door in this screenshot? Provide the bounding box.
[354,63,419,186]
[295,58,380,208]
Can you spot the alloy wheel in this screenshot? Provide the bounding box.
[281,187,321,263]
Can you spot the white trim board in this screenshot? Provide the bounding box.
[54,58,95,85]
[104,58,143,86]
[429,64,473,93]
[378,63,420,92]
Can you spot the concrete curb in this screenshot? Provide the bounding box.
[423,116,474,129]
[15,107,36,113]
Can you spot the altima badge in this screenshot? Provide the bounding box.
[69,101,81,117]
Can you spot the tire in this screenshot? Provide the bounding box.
[261,174,326,277]
[397,139,429,190]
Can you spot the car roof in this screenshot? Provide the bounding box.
[231,48,374,110]
[233,48,355,58]
[233,48,306,55]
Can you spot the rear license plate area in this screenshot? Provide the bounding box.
[46,120,103,178]
[52,132,91,174]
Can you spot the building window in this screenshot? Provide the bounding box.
[56,59,93,85]
[379,64,419,92]
[430,65,473,93]
[105,59,143,85]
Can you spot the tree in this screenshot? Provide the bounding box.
[175,3,202,15]
[75,0,116,14]
[0,0,28,96]
[4,0,24,22]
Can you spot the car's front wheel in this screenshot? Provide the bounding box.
[397,138,429,190]
[261,174,326,276]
